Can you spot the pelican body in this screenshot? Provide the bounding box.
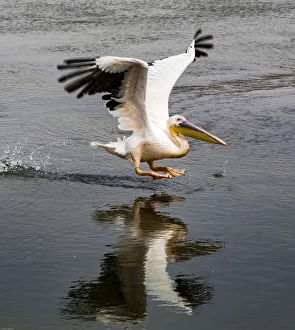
[57,29,227,180]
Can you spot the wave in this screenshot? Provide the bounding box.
[173,73,295,96]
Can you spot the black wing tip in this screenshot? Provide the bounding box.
[195,50,209,58]
[195,43,214,49]
[76,92,84,99]
[106,99,121,110]
[194,29,202,39]
[57,57,98,72]
[57,62,97,71]
[193,28,214,58]
[57,62,126,104]
[63,57,98,64]
[193,28,214,41]
[57,64,69,71]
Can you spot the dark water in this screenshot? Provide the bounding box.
[1,0,295,329]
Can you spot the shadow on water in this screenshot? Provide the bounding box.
[60,194,225,324]
[0,158,162,191]
[0,159,209,192]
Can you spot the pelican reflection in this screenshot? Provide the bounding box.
[60,194,225,324]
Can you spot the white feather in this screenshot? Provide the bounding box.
[146,39,195,129]
[96,57,151,132]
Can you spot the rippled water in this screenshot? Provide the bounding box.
[1,0,295,329]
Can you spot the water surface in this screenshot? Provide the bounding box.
[0,0,295,329]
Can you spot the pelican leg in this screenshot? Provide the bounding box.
[135,167,172,180]
[148,161,186,177]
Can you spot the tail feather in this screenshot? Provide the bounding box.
[90,140,127,159]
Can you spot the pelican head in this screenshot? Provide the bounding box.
[168,115,227,146]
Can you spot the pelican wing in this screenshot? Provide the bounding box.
[146,29,214,129]
[57,56,149,131]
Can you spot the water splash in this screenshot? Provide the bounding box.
[0,158,161,190]
[1,137,52,172]
[0,136,166,190]
[0,158,35,173]
[0,140,210,193]
[213,158,228,178]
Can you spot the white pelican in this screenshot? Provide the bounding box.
[57,29,227,180]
